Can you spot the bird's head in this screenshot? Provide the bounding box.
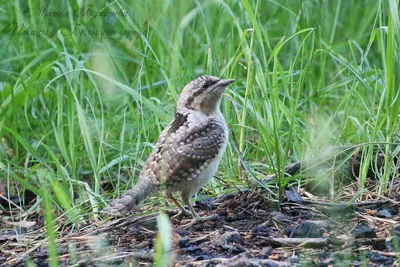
[177,76,235,114]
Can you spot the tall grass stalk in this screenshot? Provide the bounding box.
[41,172,60,267]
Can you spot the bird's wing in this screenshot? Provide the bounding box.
[141,113,226,188]
[165,117,226,187]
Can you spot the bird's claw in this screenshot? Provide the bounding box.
[170,209,192,221]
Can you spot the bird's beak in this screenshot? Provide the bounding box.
[218,79,235,87]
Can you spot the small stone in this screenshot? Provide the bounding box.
[260,246,272,258]
[186,246,201,253]
[195,197,216,210]
[270,211,289,223]
[179,236,190,248]
[252,225,272,236]
[220,244,246,254]
[176,229,190,236]
[194,255,210,261]
[216,231,243,245]
[376,209,392,218]
[285,187,303,203]
[286,221,323,238]
[369,251,393,264]
[354,225,377,239]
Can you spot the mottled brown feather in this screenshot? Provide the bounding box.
[142,115,225,188]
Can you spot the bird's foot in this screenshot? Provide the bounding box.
[170,209,192,221]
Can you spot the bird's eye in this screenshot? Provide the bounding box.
[202,79,218,89]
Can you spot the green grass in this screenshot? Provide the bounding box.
[0,0,399,264]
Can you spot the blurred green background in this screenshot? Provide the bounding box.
[0,0,399,219]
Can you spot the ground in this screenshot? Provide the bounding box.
[1,182,400,267]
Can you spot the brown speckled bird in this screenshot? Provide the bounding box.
[102,76,234,221]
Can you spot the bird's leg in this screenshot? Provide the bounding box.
[166,192,191,219]
[182,193,218,222]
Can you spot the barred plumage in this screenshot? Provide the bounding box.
[102,76,234,222]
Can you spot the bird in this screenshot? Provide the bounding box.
[102,76,235,222]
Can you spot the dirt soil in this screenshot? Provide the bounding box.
[1,184,400,267]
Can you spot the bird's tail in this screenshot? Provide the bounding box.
[102,177,158,215]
